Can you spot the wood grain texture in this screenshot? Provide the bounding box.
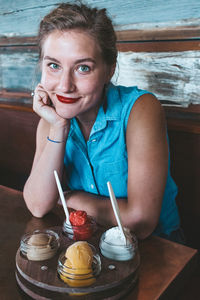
[117,40,200,52]
[112,51,200,106]
[0,51,39,92]
[116,27,200,41]
[15,226,139,299]
[0,0,200,36]
[1,45,200,106]
[0,1,200,107]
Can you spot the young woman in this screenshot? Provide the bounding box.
[23,2,182,241]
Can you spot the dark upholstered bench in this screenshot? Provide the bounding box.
[0,106,39,191]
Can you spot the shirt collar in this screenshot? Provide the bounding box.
[91,83,121,133]
[104,82,122,121]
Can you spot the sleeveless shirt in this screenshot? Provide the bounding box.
[64,83,180,236]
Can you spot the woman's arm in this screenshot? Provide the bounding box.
[66,93,168,239]
[125,93,168,238]
[23,84,70,217]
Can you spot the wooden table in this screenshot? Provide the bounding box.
[0,185,198,300]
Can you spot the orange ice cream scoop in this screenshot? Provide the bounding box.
[65,241,93,268]
[60,241,96,287]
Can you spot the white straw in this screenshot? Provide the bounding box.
[54,170,70,223]
[107,181,126,243]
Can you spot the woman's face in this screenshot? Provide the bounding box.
[41,30,114,120]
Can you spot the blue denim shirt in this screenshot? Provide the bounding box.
[64,83,180,236]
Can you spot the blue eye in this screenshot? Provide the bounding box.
[78,65,90,72]
[49,63,59,70]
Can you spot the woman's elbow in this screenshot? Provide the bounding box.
[23,186,46,218]
[136,227,154,240]
[127,211,158,240]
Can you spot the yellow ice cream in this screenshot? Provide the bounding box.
[66,241,93,268]
[60,241,96,287]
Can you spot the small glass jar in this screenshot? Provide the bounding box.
[57,243,101,288]
[99,226,138,261]
[20,229,60,261]
[63,217,97,241]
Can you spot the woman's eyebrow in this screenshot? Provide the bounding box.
[75,58,96,64]
[44,56,60,63]
[43,56,96,64]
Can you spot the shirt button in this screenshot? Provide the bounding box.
[91,139,96,142]
[90,184,94,189]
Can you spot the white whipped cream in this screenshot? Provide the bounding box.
[100,226,135,261]
[104,226,132,245]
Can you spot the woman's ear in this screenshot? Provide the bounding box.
[111,63,116,78]
[106,63,116,83]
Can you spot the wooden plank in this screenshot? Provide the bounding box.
[117,40,200,52]
[116,27,200,42]
[1,36,200,52]
[167,119,200,134]
[0,103,33,112]
[0,51,40,95]
[0,0,200,37]
[0,45,200,106]
[112,50,200,106]
[165,104,200,115]
[0,2,56,37]
[0,36,37,46]
[0,89,32,99]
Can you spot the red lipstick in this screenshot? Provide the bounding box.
[56,94,81,104]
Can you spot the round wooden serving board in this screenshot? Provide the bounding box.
[15,226,140,299]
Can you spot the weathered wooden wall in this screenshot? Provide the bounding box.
[0,0,200,107]
[113,50,200,106]
[0,0,200,36]
[1,45,200,107]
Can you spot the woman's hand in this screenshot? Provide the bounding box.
[33,83,66,125]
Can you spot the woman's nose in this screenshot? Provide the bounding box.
[57,70,75,93]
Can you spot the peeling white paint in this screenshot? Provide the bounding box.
[0,0,200,107]
[1,50,199,106]
[112,51,200,106]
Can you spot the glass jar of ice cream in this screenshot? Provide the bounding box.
[63,210,97,241]
[99,226,138,261]
[20,229,60,261]
[57,241,101,287]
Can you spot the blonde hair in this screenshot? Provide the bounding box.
[38,2,117,66]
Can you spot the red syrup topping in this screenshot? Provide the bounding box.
[69,210,93,240]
